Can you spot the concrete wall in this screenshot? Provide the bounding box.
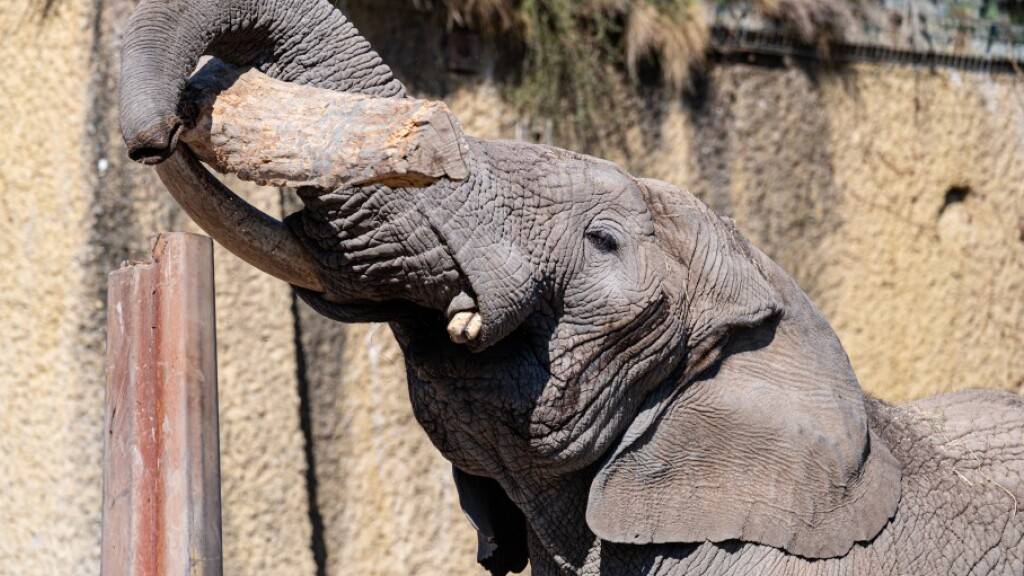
[1,1,1021,575]
[1,3,99,573]
[1,1,316,574]
[642,62,1024,400]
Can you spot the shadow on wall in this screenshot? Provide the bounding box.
[2,1,1023,575]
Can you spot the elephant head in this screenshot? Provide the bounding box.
[120,1,901,573]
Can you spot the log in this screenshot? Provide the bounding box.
[102,232,222,576]
[180,59,471,189]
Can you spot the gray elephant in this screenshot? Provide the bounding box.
[119,1,1024,574]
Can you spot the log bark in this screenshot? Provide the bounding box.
[179,59,470,189]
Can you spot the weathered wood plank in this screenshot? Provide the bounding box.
[180,59,471,189]
[102,232,222,576]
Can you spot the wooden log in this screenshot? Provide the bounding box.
[102,232,222,576]
[180,59,471,189]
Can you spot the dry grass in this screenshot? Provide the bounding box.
[753,0,859,49]
[412,0,518,30]
[416,0,864,94]
[624,1,709,92]
[370,0,868,150]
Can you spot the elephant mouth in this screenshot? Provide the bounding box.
[284,184,472,314]
[285,180,520,352]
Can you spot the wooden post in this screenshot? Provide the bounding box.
[102,232,223,576]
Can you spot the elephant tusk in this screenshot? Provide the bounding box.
[155,147,325,292]
[447,310,484,344]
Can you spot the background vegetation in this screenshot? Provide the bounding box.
[394,0,1024,150]
[398,0,862,149]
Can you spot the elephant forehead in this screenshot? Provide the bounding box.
[479,140,647,213]
[581,162,649,213]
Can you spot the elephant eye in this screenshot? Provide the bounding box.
[586,228,619,253]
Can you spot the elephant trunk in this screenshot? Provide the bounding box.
[118,0,408,292]
[120,0,405,165]
[156,148,325,292]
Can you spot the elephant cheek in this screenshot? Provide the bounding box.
[288,206,464,310]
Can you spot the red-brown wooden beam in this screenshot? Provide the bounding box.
[102,232,223,576]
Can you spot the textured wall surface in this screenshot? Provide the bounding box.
[0,1,315,574]
[640,63,1024,401]
[818,66,1024,399]
[1,1,1022,576]
[0,3,99,573]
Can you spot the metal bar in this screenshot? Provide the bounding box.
[102,232,223,576]
[709,25,1024,74]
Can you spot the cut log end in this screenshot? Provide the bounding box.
[178,59,471,190]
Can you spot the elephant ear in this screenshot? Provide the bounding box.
[452,467,529,575]
[586,179,901,559]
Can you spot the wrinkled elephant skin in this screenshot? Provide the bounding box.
[119,1,1024,574]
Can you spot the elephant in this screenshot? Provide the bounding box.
[118,0,1024,574]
